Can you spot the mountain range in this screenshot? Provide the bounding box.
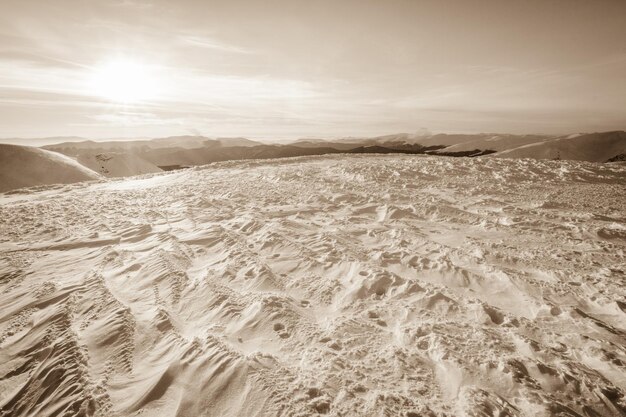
[0,131,624,192]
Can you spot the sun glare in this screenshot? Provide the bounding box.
[89,60,160,103]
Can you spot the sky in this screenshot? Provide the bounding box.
[1,0,625,142]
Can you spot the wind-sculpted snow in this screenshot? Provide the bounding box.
[0,154,625,417]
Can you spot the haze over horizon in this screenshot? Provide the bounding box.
[1,0,625,142]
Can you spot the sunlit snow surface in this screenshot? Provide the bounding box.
[1,154,625,417]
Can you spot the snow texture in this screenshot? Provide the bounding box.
[0,154,625,417]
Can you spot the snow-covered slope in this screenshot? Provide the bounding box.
[76,152,162,177]
[0,155,625,417]
[414,133,545,148]
[491,131,626,162]
[0,144,101,192]
[216,137,263,147]
[435,134,553,153]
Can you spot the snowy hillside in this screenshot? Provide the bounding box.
[0,155,625,417]
[422,131,626,162]
[76,152,162,177]
[432,134,554,153]
[491,131,626,162]
[0,144,101,192]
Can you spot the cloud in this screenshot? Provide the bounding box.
[89,111,181,126]
[179,35,254,55]
[0,51,88,70]
[109,0,154,10]
[0,88,103,109]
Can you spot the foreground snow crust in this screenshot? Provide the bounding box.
[1,154,625,417]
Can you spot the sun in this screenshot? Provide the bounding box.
[88,59,160,103]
